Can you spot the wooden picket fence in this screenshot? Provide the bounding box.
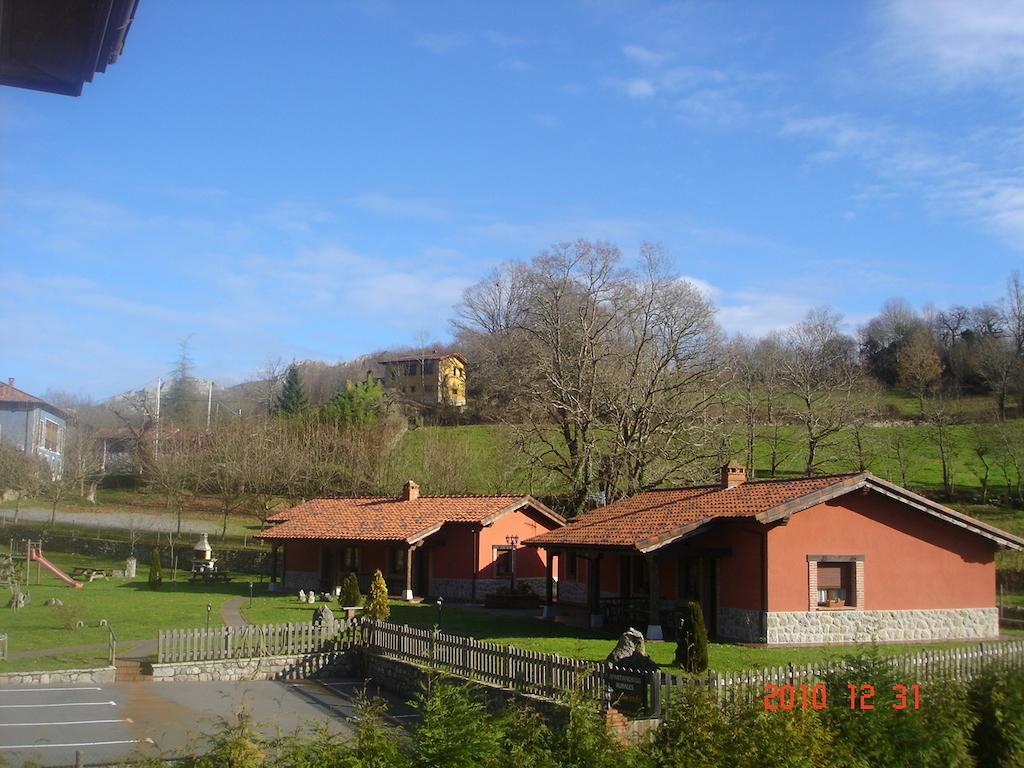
[0,633,7,661]
[157,618,360,663]
[363,621,1024,713]
[363,620,605,698]
[658,639,1024,707]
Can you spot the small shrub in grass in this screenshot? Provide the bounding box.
[365,569,390,622]
[192,709,266,768]
[339,571,362,608]
[968,666,1024,768]
[674,600,709,673]
[148,547,162,590]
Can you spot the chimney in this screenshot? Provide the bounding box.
[720,461,746,489]
[7,378,13,387]
[403,480,420,501]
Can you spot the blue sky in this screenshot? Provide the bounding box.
[2,0,1023,399]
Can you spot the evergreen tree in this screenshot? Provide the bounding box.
[163,338,201,426]
[275,363,309,416]
[148,547,163,590]
[365,568,390,622]
[320,373,384,426]
[675,600,709,673]
[339,571,362,608]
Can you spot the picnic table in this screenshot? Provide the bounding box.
[70,567,108,582]
[190,569,231,584]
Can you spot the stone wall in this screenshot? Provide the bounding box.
[283,569,321,590]
[431,577,548,602]
[0,666,116,687]
[557,580,586,606]
[0,524,269,574]
[766,607,999,644]
[149,650,357,683]
[717,606,765,643]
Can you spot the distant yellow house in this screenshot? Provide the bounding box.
[380,353,467,408]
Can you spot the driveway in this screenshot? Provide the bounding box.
[0,678,409,767]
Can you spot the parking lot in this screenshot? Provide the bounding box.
[0,678,404,767]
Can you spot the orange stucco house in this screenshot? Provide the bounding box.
[526,463,1023,645]
[259,481,564,601]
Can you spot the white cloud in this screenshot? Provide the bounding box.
[349,193,449,220]
[626,78,656,98]
[623,44,671,66]
[414,32,470,54]
[877,0,1024,88]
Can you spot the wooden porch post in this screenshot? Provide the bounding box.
[542,550,555,618]
[646,554,663,640]
[269,543,279,591]
[588,553,603,629]
[403,544,414,601]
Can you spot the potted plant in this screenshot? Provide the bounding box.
[827,597,846,608]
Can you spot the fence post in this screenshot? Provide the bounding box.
[648,670,662,717]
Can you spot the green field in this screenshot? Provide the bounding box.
[0,550,262,672]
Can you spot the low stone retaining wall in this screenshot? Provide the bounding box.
[150,650,357,682]
[766,607,999,644]
[0,666,116,686]
[718,606,765,643]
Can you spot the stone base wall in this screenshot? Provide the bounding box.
[557,580,587,606]
[150,650,357,683]
[717,606,765,643]
[283,569,320,590]
[0,666,116,687]
[431,577,548,602]
[766,607,999,644]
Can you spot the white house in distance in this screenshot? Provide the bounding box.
[0,378,66,477]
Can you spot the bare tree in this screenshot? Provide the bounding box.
[922,390,961,499]
[780,308,863,475]
[897,327,944,416]
[976,335,1020,421]
[601,246,722,497]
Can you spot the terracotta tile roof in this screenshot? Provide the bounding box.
[259,494,562,543]
[0,380,53,409]
[525,474,859,551]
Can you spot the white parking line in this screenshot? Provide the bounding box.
[0,701,117,709]
[0,719,131,727]
[0,740,141,751]
[0,687,103,694]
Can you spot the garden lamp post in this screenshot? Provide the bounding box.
[249,582,254,609]
[505,535,519,590]
[206,602,212,631]
[436,596,443,629]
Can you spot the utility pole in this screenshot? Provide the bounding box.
[206,381,213,430]
[155,376,161,458]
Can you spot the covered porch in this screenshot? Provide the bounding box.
[269,538,435,600]
[535,543,729,641]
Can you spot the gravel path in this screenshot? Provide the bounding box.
[219,597,248,628]
[0,506,220,536]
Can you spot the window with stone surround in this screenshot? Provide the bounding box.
[807,555,863,611]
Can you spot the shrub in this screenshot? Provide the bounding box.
[819,649,974,768]
[674,600,708,673]
[410,680,503,768]
[968,666,1024,768]
[339,572,362,608]
[148,547,163,590]
[365,569,390,622]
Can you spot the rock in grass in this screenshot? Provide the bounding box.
[45,597,63,607]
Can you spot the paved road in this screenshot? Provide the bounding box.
[0,506,224,536]
[0,678,409,767]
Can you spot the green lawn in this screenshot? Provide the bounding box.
[0,550,264,672]
[241,597,1011,673]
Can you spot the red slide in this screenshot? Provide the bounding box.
[29,548,84,588]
